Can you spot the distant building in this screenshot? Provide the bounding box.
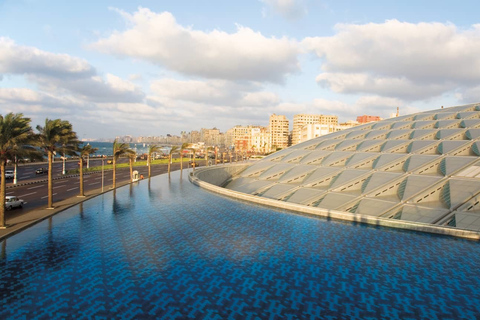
[356,115,382,124]
[226,125,269,152]
[298,121,360,144]
[300,124,335,142]
[269,114,289,150]
[251,127,270,154]
[292,114,338,145]
[201,128,221,146]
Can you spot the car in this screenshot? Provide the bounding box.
[5,170,14,179]
[35,168,48,174]
[4,196,24,210]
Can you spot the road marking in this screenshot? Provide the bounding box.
[67,187,78,191]
[53,185,67,189]
[6,191,14,195]
[89,182,100,185]
[20,192,37,197]
[41,193,57,199]
[27,185,44,190]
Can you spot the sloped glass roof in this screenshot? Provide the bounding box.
[223,103,480,232]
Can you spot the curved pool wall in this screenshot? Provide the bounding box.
[191,164,480,240]
[1,171,480,319]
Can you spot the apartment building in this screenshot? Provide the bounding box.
[292,114,338,145]
[298,120,360,144]
[356,115,382,124]
[201,128,221,146]
[269,114,289,150]
[251,127,270,153]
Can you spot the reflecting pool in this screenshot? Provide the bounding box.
[1,171,480,319]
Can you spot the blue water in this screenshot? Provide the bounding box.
[1,171,480,319]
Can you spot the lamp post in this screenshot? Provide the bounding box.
[101,156,105,192]
[87,143,90,169]
[13,155,17,185]
[61,144,66,175]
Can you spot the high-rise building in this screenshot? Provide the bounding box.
[269,114,289,150]
[292,114,338,145]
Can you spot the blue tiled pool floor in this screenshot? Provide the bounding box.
[1,171,480,319]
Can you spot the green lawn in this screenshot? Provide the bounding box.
[66,158,193,175]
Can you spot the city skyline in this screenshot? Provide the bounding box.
[1,0,480,139]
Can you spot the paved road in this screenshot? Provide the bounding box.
[5,157,130,183]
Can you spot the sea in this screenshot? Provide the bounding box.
[82,142,171,157]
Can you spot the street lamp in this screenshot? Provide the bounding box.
[87,142,90,169]
[101,155,105,192]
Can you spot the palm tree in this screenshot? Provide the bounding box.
[168,146,179,177]
[0,113,34,228]
[78,144,98,197]
[36,118,79,209]
[112,139,134,189]
[179,142,190,173]
[147,144,162,178]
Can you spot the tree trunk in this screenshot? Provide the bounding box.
[130,158,133,181]
[0,161,6,228]
[168,154,171,177]
[112,156,116,189]
[79,156,84,196]
[47,151,53,208]
[205,153,208,166]
[148,154,151,178]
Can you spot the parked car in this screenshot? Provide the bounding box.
[36,168,48,174]
[5,170,14,179]
[4,196,24,210]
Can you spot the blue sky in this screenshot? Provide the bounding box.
[1,0,480,139]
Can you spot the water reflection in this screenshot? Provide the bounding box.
[1,171,479,319]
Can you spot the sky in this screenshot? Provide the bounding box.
[1,0,480,139]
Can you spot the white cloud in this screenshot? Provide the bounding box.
[0,37,94,78]
[150,78,279,107]
[316,72,454,100]
[91,8,300,82]
[30,73,145,103]
[0,37,145,103]
[303,20,480,101]
[260,0,307,20]
[0,88,90,115]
